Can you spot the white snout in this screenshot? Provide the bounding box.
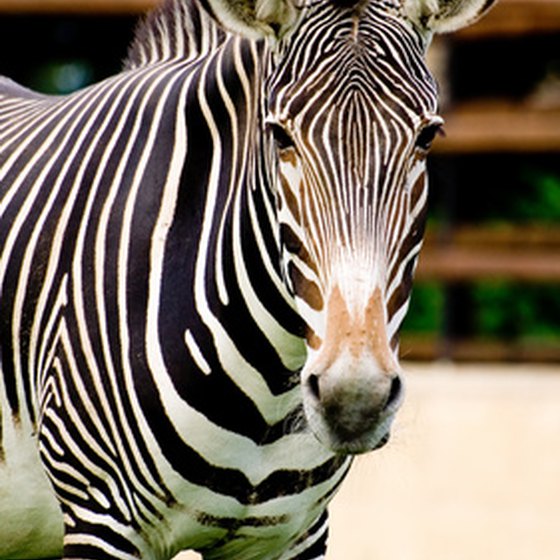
[302,349,404,454]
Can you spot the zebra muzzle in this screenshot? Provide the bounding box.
[302,286,404,454]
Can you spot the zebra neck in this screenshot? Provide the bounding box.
[125,0,226,69]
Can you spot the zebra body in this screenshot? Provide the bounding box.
[0,0,495,558]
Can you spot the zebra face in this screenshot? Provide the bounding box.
[265,1,441,454]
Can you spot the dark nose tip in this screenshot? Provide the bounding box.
[308,373,321,400]
[386,374,403,410]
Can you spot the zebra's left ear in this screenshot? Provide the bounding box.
[201,0,298,39]
[405,0,497,34]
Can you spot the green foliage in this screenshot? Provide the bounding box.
[402,282,445,333]
[29,60,95,95]
[473,282,560,340]
[514,169,560,222]
[411,158,560,350]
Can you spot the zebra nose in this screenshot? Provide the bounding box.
[386,374,403,410]
[307,370,403,413]
[305,365,404,451]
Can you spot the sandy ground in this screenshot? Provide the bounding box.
[176,362,560,559]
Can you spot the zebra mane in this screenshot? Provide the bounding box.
[124,0,227,69]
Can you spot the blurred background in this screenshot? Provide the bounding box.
[0,0,558,558]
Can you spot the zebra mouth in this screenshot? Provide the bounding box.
[311,428,392,456]
[303,392,398,455]
[318,420,394,455]
[374,432,390,450]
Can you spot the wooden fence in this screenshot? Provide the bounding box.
[0,0,558,361]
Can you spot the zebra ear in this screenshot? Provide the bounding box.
[405,0,497,34]
[201,0,298,39]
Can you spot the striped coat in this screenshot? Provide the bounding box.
[0,0,495,558]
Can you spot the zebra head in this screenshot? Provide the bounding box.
[207,0,495,454]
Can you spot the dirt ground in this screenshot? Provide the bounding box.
[176,362,560,559]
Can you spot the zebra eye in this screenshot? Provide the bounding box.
[415,122,444,152]
[269,123,296,151]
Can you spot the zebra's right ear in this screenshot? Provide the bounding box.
[201,0,298,40]
[405,0,497,34]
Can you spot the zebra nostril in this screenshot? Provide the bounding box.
[308,374,321,400]
[385,375,402,410]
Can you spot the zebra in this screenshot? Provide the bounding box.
[0,0,495,558]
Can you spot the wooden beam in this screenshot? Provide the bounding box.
[400,335,560,362]
[457,0,560,39]
[417,226,560,282]
[434,102,560,154]
[417,247,560,282]
[0,0,160,14]
[0,0,558,35]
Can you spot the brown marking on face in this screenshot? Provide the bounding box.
[288,262,324,311]
[306,329,322,350]
[311,285,353,373]
[310,285,398,375]
[363,288,400,374]
[279,174,301,223]
[279,148,297,166]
